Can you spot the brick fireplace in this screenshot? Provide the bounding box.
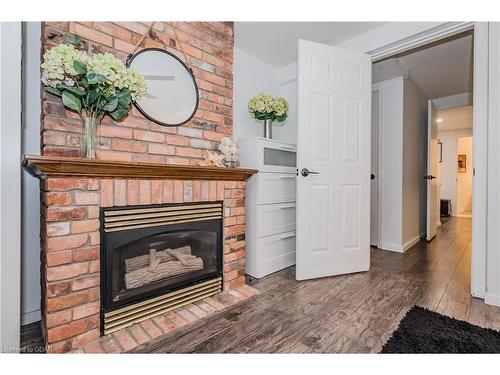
[26,162,254,352]
[24,21,258,353]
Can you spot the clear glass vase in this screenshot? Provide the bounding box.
[82,117,99,159]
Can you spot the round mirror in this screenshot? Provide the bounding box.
[127,48,199,127]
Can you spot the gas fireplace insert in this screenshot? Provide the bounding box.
[100,201,223,331]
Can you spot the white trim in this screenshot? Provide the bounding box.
[379,234,423,253]
[371,83,384,250]
[379,242,404,253]
[471,23,488,299]
[484,292,500,307]
[362,21,487,301]
[21,21,42,329]
[486,23,500,306]
[0,22,22,352]
[368,22,475,62]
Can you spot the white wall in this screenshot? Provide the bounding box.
[0,21,22,352]
[457,136,473,214]
[433,92,472,110]
[374,76,428,252]
[233,48,297,144]
[273,63,297,144]
[233,48,279,141]
[373,76,404,251]
[402,78,428,247]
[21,22,41,325]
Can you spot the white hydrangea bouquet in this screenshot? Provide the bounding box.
[248,93,288,138]
[248,93,289,122]
[41,35,147,158]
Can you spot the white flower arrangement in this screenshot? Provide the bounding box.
[41,34,148,159]
[41,35,147,121]
[248,93,289,122]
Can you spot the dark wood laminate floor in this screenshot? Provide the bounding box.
[134,217,500,353]
[20,321,44,353]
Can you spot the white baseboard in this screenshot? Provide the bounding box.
[403,234,423,252]
[484,292,500,307]
[379,234,424,254]
[471,289,485,299]
[21,309,40,326]
[379,242,404,253]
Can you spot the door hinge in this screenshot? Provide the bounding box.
[473,168,476,176]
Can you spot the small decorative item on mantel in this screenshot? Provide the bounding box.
[248,93,289,139]
[218,137,240,168]
[199,137,240,168]
[41,35,147,159]
[199,150,224,168]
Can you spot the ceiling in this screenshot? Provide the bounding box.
[437,106,473,131]
[373,34,473,99]
[234,22,386,67]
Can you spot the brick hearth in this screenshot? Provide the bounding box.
[71,284,258,353]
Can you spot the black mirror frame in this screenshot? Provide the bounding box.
[126,47,200,127]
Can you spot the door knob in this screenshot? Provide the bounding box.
[301,168,319,177]
[371,174,375,180]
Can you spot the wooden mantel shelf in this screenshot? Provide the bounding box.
[22,155,258,181]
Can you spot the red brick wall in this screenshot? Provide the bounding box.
[41,177,246,353]
[38,21,244,353]
[41,22,234,164]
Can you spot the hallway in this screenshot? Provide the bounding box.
[134,216,500,353]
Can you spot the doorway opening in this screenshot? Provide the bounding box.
[370,31,474,254]
[437,108,474,219]
[456,135,473,218]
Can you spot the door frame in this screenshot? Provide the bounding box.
[371,84,384,249]
[364,22,487,299]
[456,135,474,218]
[426,100,439,242]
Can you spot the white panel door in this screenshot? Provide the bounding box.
[296,39,371,280]
[426,100,439,241]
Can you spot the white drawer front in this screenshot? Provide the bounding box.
[258,173,296,204]
[257,203,296,237]
[257,232,296,275]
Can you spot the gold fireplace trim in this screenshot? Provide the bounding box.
[103,277,222,335]
[103,203,223,232]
